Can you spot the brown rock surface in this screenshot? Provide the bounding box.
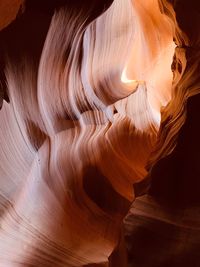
[0,0,24,30]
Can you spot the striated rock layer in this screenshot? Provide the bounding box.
[124,0,200,266]
[1,0,199,266]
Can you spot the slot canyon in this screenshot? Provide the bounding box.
[0,0,200,266]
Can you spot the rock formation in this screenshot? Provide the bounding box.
[0,0,199,266]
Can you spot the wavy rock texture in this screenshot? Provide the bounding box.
[124,0,200,266]
[0,0,196,266]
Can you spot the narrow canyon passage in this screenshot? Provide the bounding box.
[0,0,199,266]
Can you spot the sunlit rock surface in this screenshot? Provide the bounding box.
[124,0,200,266]
[0,0,199,266]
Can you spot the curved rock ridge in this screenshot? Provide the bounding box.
[0,0,177,266]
